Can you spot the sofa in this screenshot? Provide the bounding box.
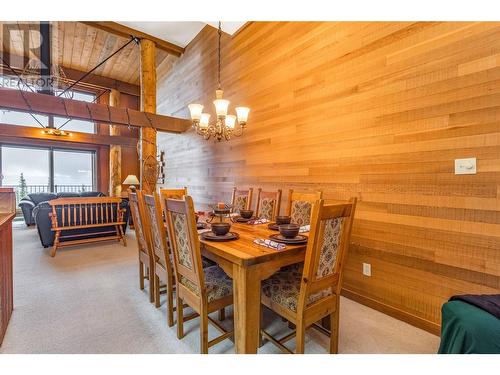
[19,191,105,226]
[32,196,130,248]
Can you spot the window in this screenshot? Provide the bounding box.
[0,144,96,206]
[53,149,95,192]
[0,75,96,134]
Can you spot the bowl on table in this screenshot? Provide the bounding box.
[211,222,231,236]
[276,215,291,225]
[239,209,254,219]
[278,223,300,239]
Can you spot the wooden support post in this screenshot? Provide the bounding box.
[109,89,122,197]
[139,38,157,194]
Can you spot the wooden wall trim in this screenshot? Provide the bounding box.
[341,288,441,336]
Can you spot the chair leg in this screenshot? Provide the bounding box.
[51,230,60,257]
[167,277,175,327]
[200,310,209,354]
[218,308,225,321]
[139,262,145,290]
[295,322,305,354]
[330,310,340,354]
[177,296,184,339]
[154,274,161,308]
[148,266,155,303]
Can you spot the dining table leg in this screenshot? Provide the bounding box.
[232,263,261,354]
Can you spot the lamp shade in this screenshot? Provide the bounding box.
[123,175,140,185]
[225,115,236,129]
[200,113,210,128]
[188,103,204,121]
[213,99,230,117]
[235,107,250,124]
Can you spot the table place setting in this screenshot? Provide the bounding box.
[253,238,286,250]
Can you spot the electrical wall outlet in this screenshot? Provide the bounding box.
[362,263,371,277]
[455,158,476,175]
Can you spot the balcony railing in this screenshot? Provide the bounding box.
[3,184,94,208]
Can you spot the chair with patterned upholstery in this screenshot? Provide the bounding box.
[158,187,188,212]
[165,195,234,353]
[128,190,155,303]
[230,187,253,214]
[142,192,176,326]
[261,198,357,354]
[255,188,282,221]
[286,189,323,226]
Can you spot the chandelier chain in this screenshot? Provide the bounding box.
[218,21,222,89]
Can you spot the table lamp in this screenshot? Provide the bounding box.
[123,175,140,191]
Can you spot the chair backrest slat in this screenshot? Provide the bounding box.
[48,197,124,228]
[231,187,253,213]
[297,198,357,315]
[255,188,282,221]
[128,191,149,254]
[164,196,205,300]
[142,192,173,278]
[286,189,323,226]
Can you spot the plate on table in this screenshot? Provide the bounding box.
[267,223,280,231]
[234,216,256,223]
[269,234,308,244]
[201,231,240,242]
[197,222,208,230]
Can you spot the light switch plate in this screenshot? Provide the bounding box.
[362,263,371,277]
[455,158,476,175]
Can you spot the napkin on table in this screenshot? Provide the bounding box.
[198,228,212,234]
[299,225,310,233]
[247,218,270,225]
[253,238,286,251]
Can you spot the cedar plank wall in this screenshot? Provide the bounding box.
[156,22,500,334]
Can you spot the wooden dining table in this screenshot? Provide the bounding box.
[199,220,308,354]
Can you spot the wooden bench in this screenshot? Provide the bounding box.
[49,197,127,257]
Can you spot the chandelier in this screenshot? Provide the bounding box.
[187,22,250,141]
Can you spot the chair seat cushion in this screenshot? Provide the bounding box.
[262,264,331,312]
[180,265,232,303]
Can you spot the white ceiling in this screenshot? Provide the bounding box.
[118,21,246,48]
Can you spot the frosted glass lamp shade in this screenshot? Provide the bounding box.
[235,107,250,124]
[123,175,140,185]
[188,103,204,121]
[225,115,236,129]
[213,99,230,117]
[200,113,211,128]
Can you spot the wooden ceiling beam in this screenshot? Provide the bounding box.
[0,88,190,133]
[0,52,140,96]
[0,123,138,147]
[80,22,185,57]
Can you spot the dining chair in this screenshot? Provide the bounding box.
[231,187,253,213]
[128,190,155,303]
[141,192,176,327]
[286,189,323,226]
[255,188,282,221]
[260,198,357,354]
[165,195,234,354]
[158,187,188,212]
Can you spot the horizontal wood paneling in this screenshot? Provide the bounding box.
[156,22,500,333]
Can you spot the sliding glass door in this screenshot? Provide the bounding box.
[0,144,96,206]
[53,149,95,193]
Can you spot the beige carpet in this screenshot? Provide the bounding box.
[0,222,439,354]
